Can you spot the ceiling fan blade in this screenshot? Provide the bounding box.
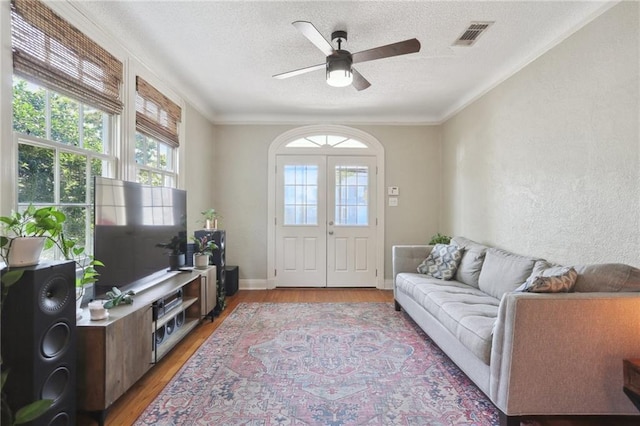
[351,69,371,91]
[292,21,334,56]
[352,38,421,64]
[273,63,325,80]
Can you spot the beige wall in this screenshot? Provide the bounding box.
[440,1,639,267]
[183,103,216,236]
[213,124,440,281]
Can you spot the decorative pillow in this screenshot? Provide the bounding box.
[516,267,578,293]
[417,244,463,280]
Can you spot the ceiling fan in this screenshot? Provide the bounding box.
[273,21,421,91]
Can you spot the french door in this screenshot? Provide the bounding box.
[275,155,377,287]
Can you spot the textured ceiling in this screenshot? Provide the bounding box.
[71,1,614,124]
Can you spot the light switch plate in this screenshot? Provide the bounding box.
[388,197,398,207]
[388,186,399,196]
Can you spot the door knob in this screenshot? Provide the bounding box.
[328,221,334,226]
[328,231,334,235]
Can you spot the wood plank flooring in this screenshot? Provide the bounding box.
[77,289,638,426]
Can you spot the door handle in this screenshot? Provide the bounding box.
[328,231,334,235]
[328,221,334,226]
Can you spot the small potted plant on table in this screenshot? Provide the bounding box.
[192,235,218,269]
[156,235,185,271]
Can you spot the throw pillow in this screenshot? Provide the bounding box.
[417,244,463,280]
[516,267,578,293]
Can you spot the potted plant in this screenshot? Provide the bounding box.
[156,235,185,271]
[201,208,222,230]
[428,233,451,245]
[25,208,105,319]
[0,205,65,267]
[192,235,218,269]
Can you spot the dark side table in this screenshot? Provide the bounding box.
[623,359,640,411]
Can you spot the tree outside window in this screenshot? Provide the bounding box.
[135,132,176,187]
[12,76,115,257]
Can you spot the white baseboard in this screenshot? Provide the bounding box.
[239,279,268,290]
[238,279,393,291]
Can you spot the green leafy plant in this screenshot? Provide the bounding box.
[201,208,222,222]
[0,206,103,288]
[156,235,183,256]
[103,287,135,309]
[192,235,218,255]
[428,233,451,245]
[0,205,65,265]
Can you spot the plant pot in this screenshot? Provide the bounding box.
[168,253,185,271]
[194,253,209,269]
[204,219,218,230]
[6,236,46,267]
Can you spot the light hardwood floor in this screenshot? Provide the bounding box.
[77,289,637,426]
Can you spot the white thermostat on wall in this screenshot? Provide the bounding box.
[388,186,399,196]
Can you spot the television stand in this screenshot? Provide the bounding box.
[76,271,203,425]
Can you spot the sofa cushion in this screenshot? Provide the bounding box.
[573,264,640,292]
[516,267,578,293]
[395,272,498,364]
[451,236,490,288]
[478,248,538,299]
[417,244,463,280]
[429,292,498,365]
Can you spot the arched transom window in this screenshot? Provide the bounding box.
[285,135,367,149]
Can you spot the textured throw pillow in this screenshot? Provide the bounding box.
[417,244,463,280]
[516,267,578,293]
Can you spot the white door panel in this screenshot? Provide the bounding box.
[327,156,377,287]
[275,156,326,287]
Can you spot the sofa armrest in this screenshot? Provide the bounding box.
[392,245,432,280]
[490,292,640,416]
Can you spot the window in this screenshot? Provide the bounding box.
[10,0,122,259]
[334,165,369,226]
[135,76,181,187]
[286,135,367,149]
[135,133,176,187]
[12,76,115,256]
[283,165,318,225]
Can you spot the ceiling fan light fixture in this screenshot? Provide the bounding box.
[326,50,353,87]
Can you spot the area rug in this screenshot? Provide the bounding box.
[135,303,498,425]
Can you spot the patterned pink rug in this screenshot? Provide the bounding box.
[135,303,498,425]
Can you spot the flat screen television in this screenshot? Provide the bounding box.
[93,177,187,298]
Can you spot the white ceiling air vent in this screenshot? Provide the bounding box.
[453,21,494,46]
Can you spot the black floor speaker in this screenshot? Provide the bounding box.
[225,265,239,296]
[1,261,76,426]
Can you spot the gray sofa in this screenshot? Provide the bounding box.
[392,236,640,426]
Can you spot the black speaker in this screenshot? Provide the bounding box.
[184,242,195,267]
[225,265,239,296]
[1,261,76,426]
[194,230,226,312]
